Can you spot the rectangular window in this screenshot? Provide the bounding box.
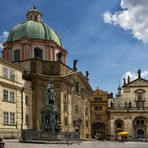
[10,112,15,125]
[99,106,102,110]
[64,117,67,126]
[95,106,98,110]
[25,95,29,105]
[3,112,9,124]
[26,115,29,125]
[3,89,9,101]
[94,97,102,101]
[3,67,8,79]
[10,69,15,81]
[10,91,15,102]
[3,112,15,125]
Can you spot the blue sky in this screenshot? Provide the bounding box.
[1,0,148,95]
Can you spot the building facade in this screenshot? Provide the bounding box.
[2,7,92,139]
[90,87,110,140]
[0,58,32,138]
[108,70,148,141]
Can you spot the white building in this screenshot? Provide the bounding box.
[108,70,148,141]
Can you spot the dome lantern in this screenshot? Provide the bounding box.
[26,5,43,22]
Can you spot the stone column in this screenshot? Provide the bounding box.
[68,92,73,132]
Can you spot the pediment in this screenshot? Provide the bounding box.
[124,78,148,87]
[63,72,93,92]
[93,88,109,95]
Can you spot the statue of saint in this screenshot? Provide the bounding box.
[127,76,130,84]
[57,52,62,62]
[86,71,89,81]
[123,78,126,85]
[73,59,78,71]
[138,69,141,78]
[46,81,55,104]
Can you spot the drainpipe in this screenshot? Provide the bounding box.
[21,87,24,137]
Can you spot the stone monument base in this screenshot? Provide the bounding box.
[21,130,80,141]
[22,130,64,141]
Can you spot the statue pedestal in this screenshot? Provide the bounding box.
[21,130,64,141]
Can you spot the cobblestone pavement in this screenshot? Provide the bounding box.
[4,141,148,148]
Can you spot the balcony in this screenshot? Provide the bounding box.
[109,107,148,111]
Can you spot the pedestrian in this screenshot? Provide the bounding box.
[0,137,4,148]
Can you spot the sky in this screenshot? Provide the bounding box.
[1,0,148,95]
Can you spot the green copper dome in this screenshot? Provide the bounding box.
[7,20,63,47]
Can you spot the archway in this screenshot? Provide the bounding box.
[114,119,124,139]
[137,129,144,138]
[91,122,106,140]
[133,116,147,140]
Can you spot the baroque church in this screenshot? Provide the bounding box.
[108,70,148,140]
[0,6,92,139]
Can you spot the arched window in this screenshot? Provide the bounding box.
[14,50,20,61]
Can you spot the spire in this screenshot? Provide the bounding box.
[117,81,121,97]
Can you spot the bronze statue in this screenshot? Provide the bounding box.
[46,81,55,104]
[127,76,130,84]
[73,59,78,71]
[123,78,126,85]
[57,52,62,62]
[86,71,89,81]
[41,81,60,134]
[138,69,141,78]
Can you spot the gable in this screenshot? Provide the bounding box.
[63,72,93,92]
[124,78,148,87]
[93,89,109,96]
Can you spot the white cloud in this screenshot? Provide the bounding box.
[103,0,148,43]
[0,43,3,49]
[0,31,9,50]
[122,70,148,83]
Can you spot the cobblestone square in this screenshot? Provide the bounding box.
[4,141,148,148]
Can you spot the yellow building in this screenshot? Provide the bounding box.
[0,57,32,138]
